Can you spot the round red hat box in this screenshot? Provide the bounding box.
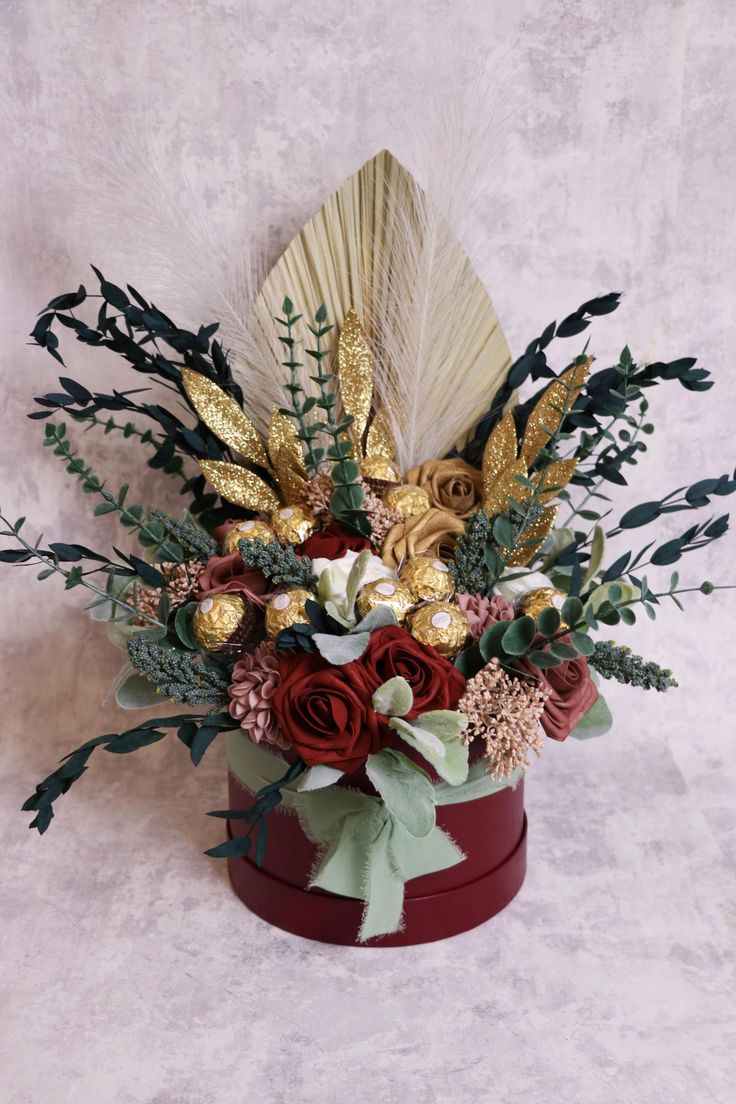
[225,751,527,947]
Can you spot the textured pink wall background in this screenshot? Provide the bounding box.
[1,2,735,1102]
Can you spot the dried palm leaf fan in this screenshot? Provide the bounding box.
[239,149,514,471]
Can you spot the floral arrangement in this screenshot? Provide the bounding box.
[4,151,733,942]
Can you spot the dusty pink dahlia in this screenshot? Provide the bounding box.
[227,642,291,750]
[455,593,515,641]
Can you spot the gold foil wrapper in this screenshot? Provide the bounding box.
[270,505,316,544]
[360,456,402,483]
[265,588,313,637]
[199,460,281,513]
[222,519,276,555]
[338,310,374,454]
[519,586,568,627]
[181,368,271,470]
[356,578,414,625]
[193,593,252,653]
[399,556,455,602]
[409,601,469,658]
[383,484,431,518]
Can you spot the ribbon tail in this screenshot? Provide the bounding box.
[358,819,405,942]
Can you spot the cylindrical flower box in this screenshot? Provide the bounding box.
[225,756,527,947]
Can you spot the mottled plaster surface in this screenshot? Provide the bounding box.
[1,1,735,1101]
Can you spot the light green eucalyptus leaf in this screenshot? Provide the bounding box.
[587,579,640,616]
[313,631,370,665]
[297,764,344,791]
[582,525,606,586]
[115,672,163,709]
[372,676,413,717]
[365,749,436,838]
[390,712,469,786]
[570,690,613,739]
[351,605,399,634]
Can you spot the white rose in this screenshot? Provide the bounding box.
[314,550,396,625]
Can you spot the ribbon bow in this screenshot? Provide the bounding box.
[226,731,516,942]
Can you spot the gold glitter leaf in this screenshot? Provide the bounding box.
[199,460,280,513]
[337,310,374,455]
[533,458,579,505]
[507,506,559,567]
[365,409,397,461]
[268,409,309,505]
[519,357,592,469]
[482,410,519,507]
[484,459,529,517]
[182,368,270,470]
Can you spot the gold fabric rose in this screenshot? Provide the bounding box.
[381,508,465,568]
[406,458,483,519]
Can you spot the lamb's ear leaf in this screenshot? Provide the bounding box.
[569,691,613,739]
[345,550,372,612]
[298,765,344,791]
[365,749,436,838]
[390,712,469,786]
[313,631,370,665]
[351,605,398,634]
[372,676,413,718]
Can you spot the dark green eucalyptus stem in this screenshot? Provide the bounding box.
[276,298,322,475]
[74,411,190,485]
[308,304,369,537]
[43,422,178,555]
[0,512,166,629]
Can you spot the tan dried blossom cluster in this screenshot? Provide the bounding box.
[302,470,334,519]
[457,659,548,780]
[132,561,203,624]
[362,489,402,547]
[303,472,401,548]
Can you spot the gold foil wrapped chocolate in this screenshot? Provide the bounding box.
[222,519,276,555]
[383,484,431,519]
[192,593,255,654]
[360,456,402,484]
[270,505,316,544]
[356,578,414,625]
[399,557,455,603]
[519,586,568,627]
[265,588,313,637]
[408,601,469,658]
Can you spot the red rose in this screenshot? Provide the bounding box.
[196,552,275,610]
[272,652,387,771]
[360,625,466,719]
[297,521,372,560]
[518,644,598,741]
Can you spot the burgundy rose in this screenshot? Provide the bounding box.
[196,552,275,610]
[297,521,372,560]
[360,624,466,719]
[518,642,598,741]
[456,593,515,641]
[272,652,387,771]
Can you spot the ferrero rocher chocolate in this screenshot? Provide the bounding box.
[519,586,567,627]
[356,577,414,624]
[360,456,402,483]
[222,518,276,554]
[408,601,468,658]
[383,484,431,518]
[265,587,313,637]
[399,556,455,602]
[192,593,256,654]
[270,505,316,544]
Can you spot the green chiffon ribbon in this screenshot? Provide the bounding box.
[226,731,517,942]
